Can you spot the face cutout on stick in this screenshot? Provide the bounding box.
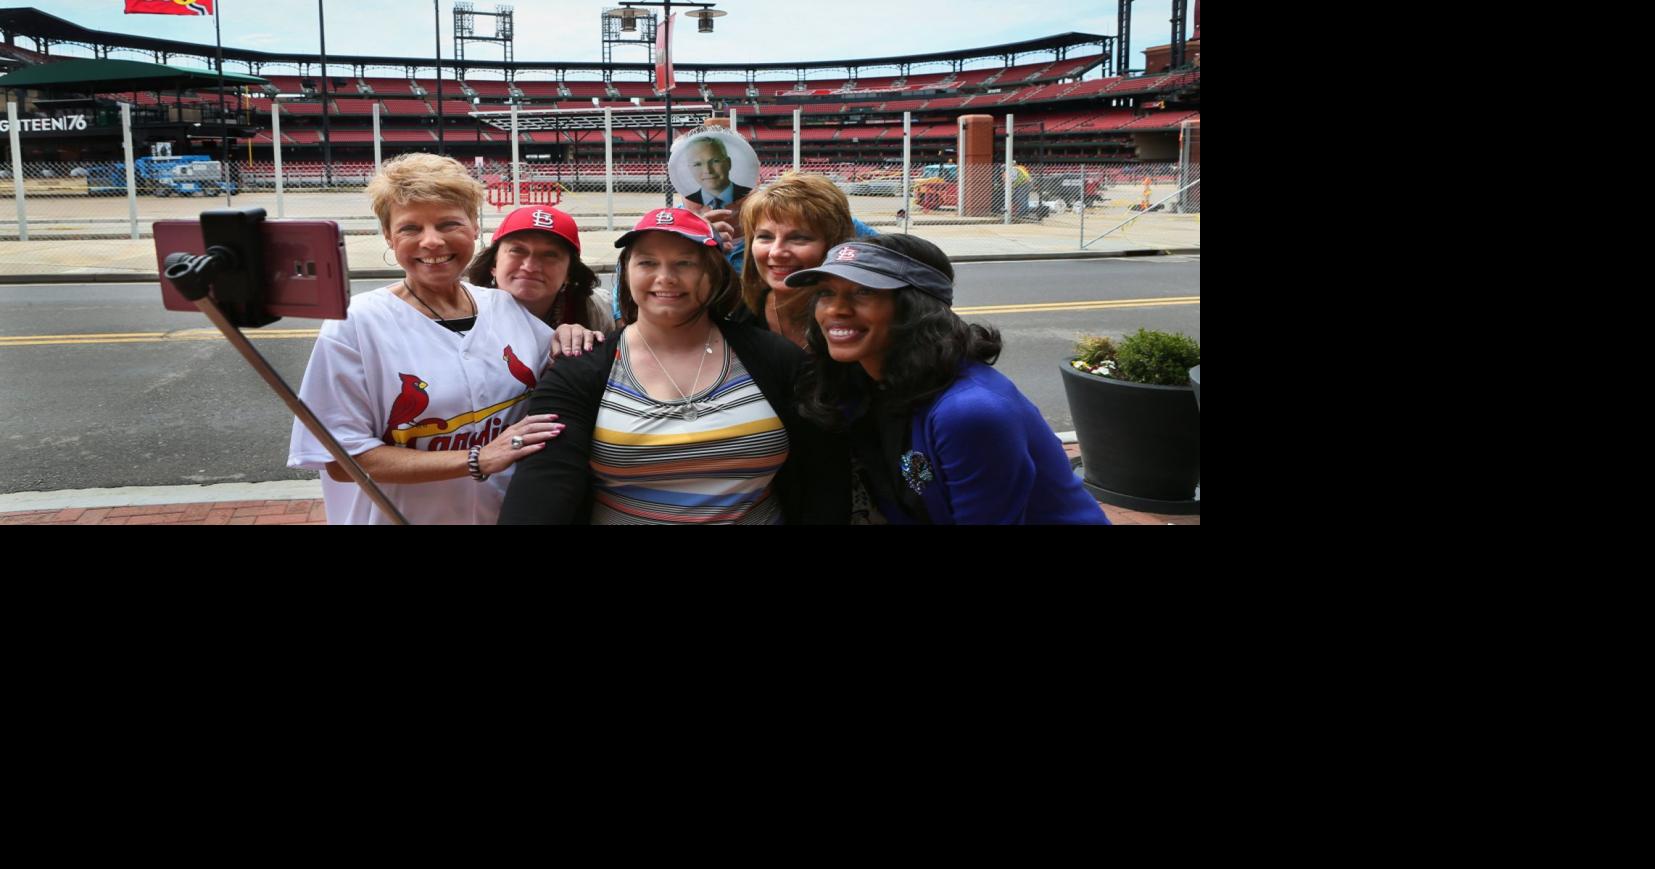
[668,128,760,207]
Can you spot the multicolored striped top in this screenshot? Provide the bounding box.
[589,336,790,524]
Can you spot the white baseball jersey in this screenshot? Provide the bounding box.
[287,283,553,525]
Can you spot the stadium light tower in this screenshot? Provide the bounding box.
[607,1,725,206]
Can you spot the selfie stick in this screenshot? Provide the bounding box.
[163,212,410,525]
[192,296,409,526]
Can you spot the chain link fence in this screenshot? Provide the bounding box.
[1178,118,1201,214]
[4,123,1199,246]
[1,156,243,240]
[1,160,144,240]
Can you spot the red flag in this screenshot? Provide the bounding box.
[655,13,675,95]
[126,1,215,15]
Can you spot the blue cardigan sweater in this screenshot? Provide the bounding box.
[872,362,1108,525]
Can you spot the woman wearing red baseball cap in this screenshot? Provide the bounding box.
[499,207,847,525]
[466,205,614,358]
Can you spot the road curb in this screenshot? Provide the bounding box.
[0,479,323,511]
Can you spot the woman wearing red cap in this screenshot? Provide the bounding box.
[499,208,847,525]
[467,204,614,359]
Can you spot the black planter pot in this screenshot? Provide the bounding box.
[1060,363,1201,514]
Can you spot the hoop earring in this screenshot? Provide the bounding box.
[382,248,397,267]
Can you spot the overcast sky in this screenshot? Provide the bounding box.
[12,1,1193,73]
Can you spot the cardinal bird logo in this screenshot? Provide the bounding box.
[502,345,538,390]
[383,373,450,444]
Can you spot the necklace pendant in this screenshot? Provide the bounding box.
[684,404,699,422]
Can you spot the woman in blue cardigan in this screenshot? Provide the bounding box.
[789,235,1108,525]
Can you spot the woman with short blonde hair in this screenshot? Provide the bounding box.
[287,153,561,524]
[366,151,483,233]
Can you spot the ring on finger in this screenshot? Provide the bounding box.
[510,435,524,450]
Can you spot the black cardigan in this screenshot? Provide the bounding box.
[498,319,849,525]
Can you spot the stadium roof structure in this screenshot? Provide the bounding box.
[472,104,718,132]
[0,57,266,91]
[701,33,1110,72]
[0,7,1105,74]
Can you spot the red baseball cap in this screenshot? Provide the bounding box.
[492,206,581,254]
[613,207,721,250]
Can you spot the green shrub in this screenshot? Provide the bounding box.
[1072,329,1200,386]
[1116,329,1201,386]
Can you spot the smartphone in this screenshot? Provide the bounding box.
[154,219,350,321]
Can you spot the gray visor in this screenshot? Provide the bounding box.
[783,242,954,303]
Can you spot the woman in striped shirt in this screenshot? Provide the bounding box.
[498,208,847,525]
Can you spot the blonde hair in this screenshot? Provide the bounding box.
[738,172,856,317]
[366,153,484,233]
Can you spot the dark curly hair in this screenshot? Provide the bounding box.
[798,234,1001,430]
[465,230,603,329]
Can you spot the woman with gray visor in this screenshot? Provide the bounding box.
[789,235,1108,525]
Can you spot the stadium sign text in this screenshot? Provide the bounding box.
[0,115,90,134]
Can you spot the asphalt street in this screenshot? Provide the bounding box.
[0,256,1200,493]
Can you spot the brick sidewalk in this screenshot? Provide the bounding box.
[1,498,1195,525]
[0,447,1197,525]
[0,499,326,525]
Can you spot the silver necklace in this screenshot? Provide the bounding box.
[769,290,805,346]
[633,323,716,422]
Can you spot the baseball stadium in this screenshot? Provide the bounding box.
[0,2,1198,235]
[0,2,1200,526]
